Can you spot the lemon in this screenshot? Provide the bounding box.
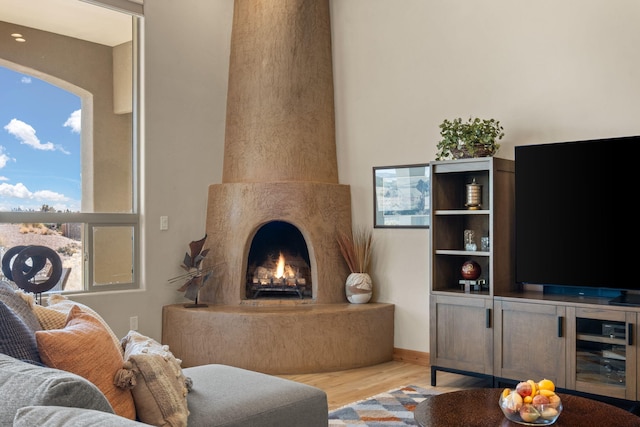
[538,379,555,392]
[524,395,533,403]
[502,388,511,398]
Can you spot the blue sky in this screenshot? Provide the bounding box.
[0,65,81,212]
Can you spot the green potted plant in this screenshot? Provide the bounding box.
[435,117,505,161]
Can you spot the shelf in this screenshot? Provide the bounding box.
[435,209,490,215]
[430,158,515,385]
[431,288,491,296]
[435,250,489,256]
[577,333,626,345]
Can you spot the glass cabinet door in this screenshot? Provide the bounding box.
[569,308,636,400]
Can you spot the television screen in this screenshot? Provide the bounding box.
[515,136,637,296]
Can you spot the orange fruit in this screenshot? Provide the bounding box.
[539,389,556,398]
[537,379,555,392]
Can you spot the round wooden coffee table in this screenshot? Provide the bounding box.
[414,388,640,426]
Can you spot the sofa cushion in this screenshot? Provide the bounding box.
[182,364,328,427]
[0,300,41,364]
[30,300,68,329]
[120,330,190,427]
[14,406,153,427]
[35,294,123,354]
[0,353,113,426]
[0,281,42,332]
[35,305,137,420]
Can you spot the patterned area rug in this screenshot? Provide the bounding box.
[328,385,438,426]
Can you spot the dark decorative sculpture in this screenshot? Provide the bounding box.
[169,235,212,308]
[1,245,62,295]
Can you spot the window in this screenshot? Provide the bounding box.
[0,2,141,293]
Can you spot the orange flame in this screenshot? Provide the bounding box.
[275,252,285,278]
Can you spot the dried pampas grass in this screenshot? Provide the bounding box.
[337,227,373,274]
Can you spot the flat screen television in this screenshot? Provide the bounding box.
[514,135,639,306]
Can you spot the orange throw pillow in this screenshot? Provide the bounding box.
[35,305,136,420]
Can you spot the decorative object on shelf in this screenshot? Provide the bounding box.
[169,235,213,308]
[337,226,374,303]
[461,260,481,280]
[459,278,486,293]
[435,117,504,161]
[465,178,482,210]
[464,229,477,251]
[481,236,490,252]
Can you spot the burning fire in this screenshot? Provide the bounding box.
[250,251,307,289]
[275,252,285,279]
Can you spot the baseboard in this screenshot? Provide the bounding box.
[392,348,429,367]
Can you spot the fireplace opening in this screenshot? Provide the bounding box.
[246,221,312,299]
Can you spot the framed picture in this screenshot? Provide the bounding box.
[373,164,430,228]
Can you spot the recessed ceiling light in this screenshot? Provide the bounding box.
[15,38,26,42]
[11,33,23,38]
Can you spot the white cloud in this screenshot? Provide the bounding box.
[0,147,12,169]
[0,176,8,181]
[3,118,70,154]
[4,118,55,151]
[32,189,67,201]
[0,182,32,198]
[21,76,31,84]
[0,182,68,202]
[64,109,81,133]
[0,182,73,211]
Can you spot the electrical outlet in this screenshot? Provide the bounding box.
[130,316,138,331]
[160,216,169,230]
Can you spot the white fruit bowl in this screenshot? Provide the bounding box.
[499,391,562,425]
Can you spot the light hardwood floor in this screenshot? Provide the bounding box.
[278,361,490,411]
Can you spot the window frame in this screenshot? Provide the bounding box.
[0,15,142,293]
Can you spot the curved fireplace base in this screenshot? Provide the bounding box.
[161,303,394,375]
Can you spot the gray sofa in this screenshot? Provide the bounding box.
[0,280,328,426]
[0,353,329,426]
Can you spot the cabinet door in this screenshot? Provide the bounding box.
[566,307,636,400]
[494,300,566,386]
[430,294,493,375]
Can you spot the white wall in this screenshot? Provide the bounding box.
[79,0,640,356]
[331,0,640,352]
[68,0,233,342]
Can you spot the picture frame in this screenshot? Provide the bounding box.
[373,164,430,228]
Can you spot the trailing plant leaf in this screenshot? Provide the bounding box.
[436,117,504,161]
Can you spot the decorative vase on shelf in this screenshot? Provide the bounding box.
[345,272,372,304]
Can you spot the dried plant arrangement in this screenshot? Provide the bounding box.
[337,226,373,274]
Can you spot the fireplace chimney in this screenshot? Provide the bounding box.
[201,0,352,305]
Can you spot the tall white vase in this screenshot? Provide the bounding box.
[345,272,372,304]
